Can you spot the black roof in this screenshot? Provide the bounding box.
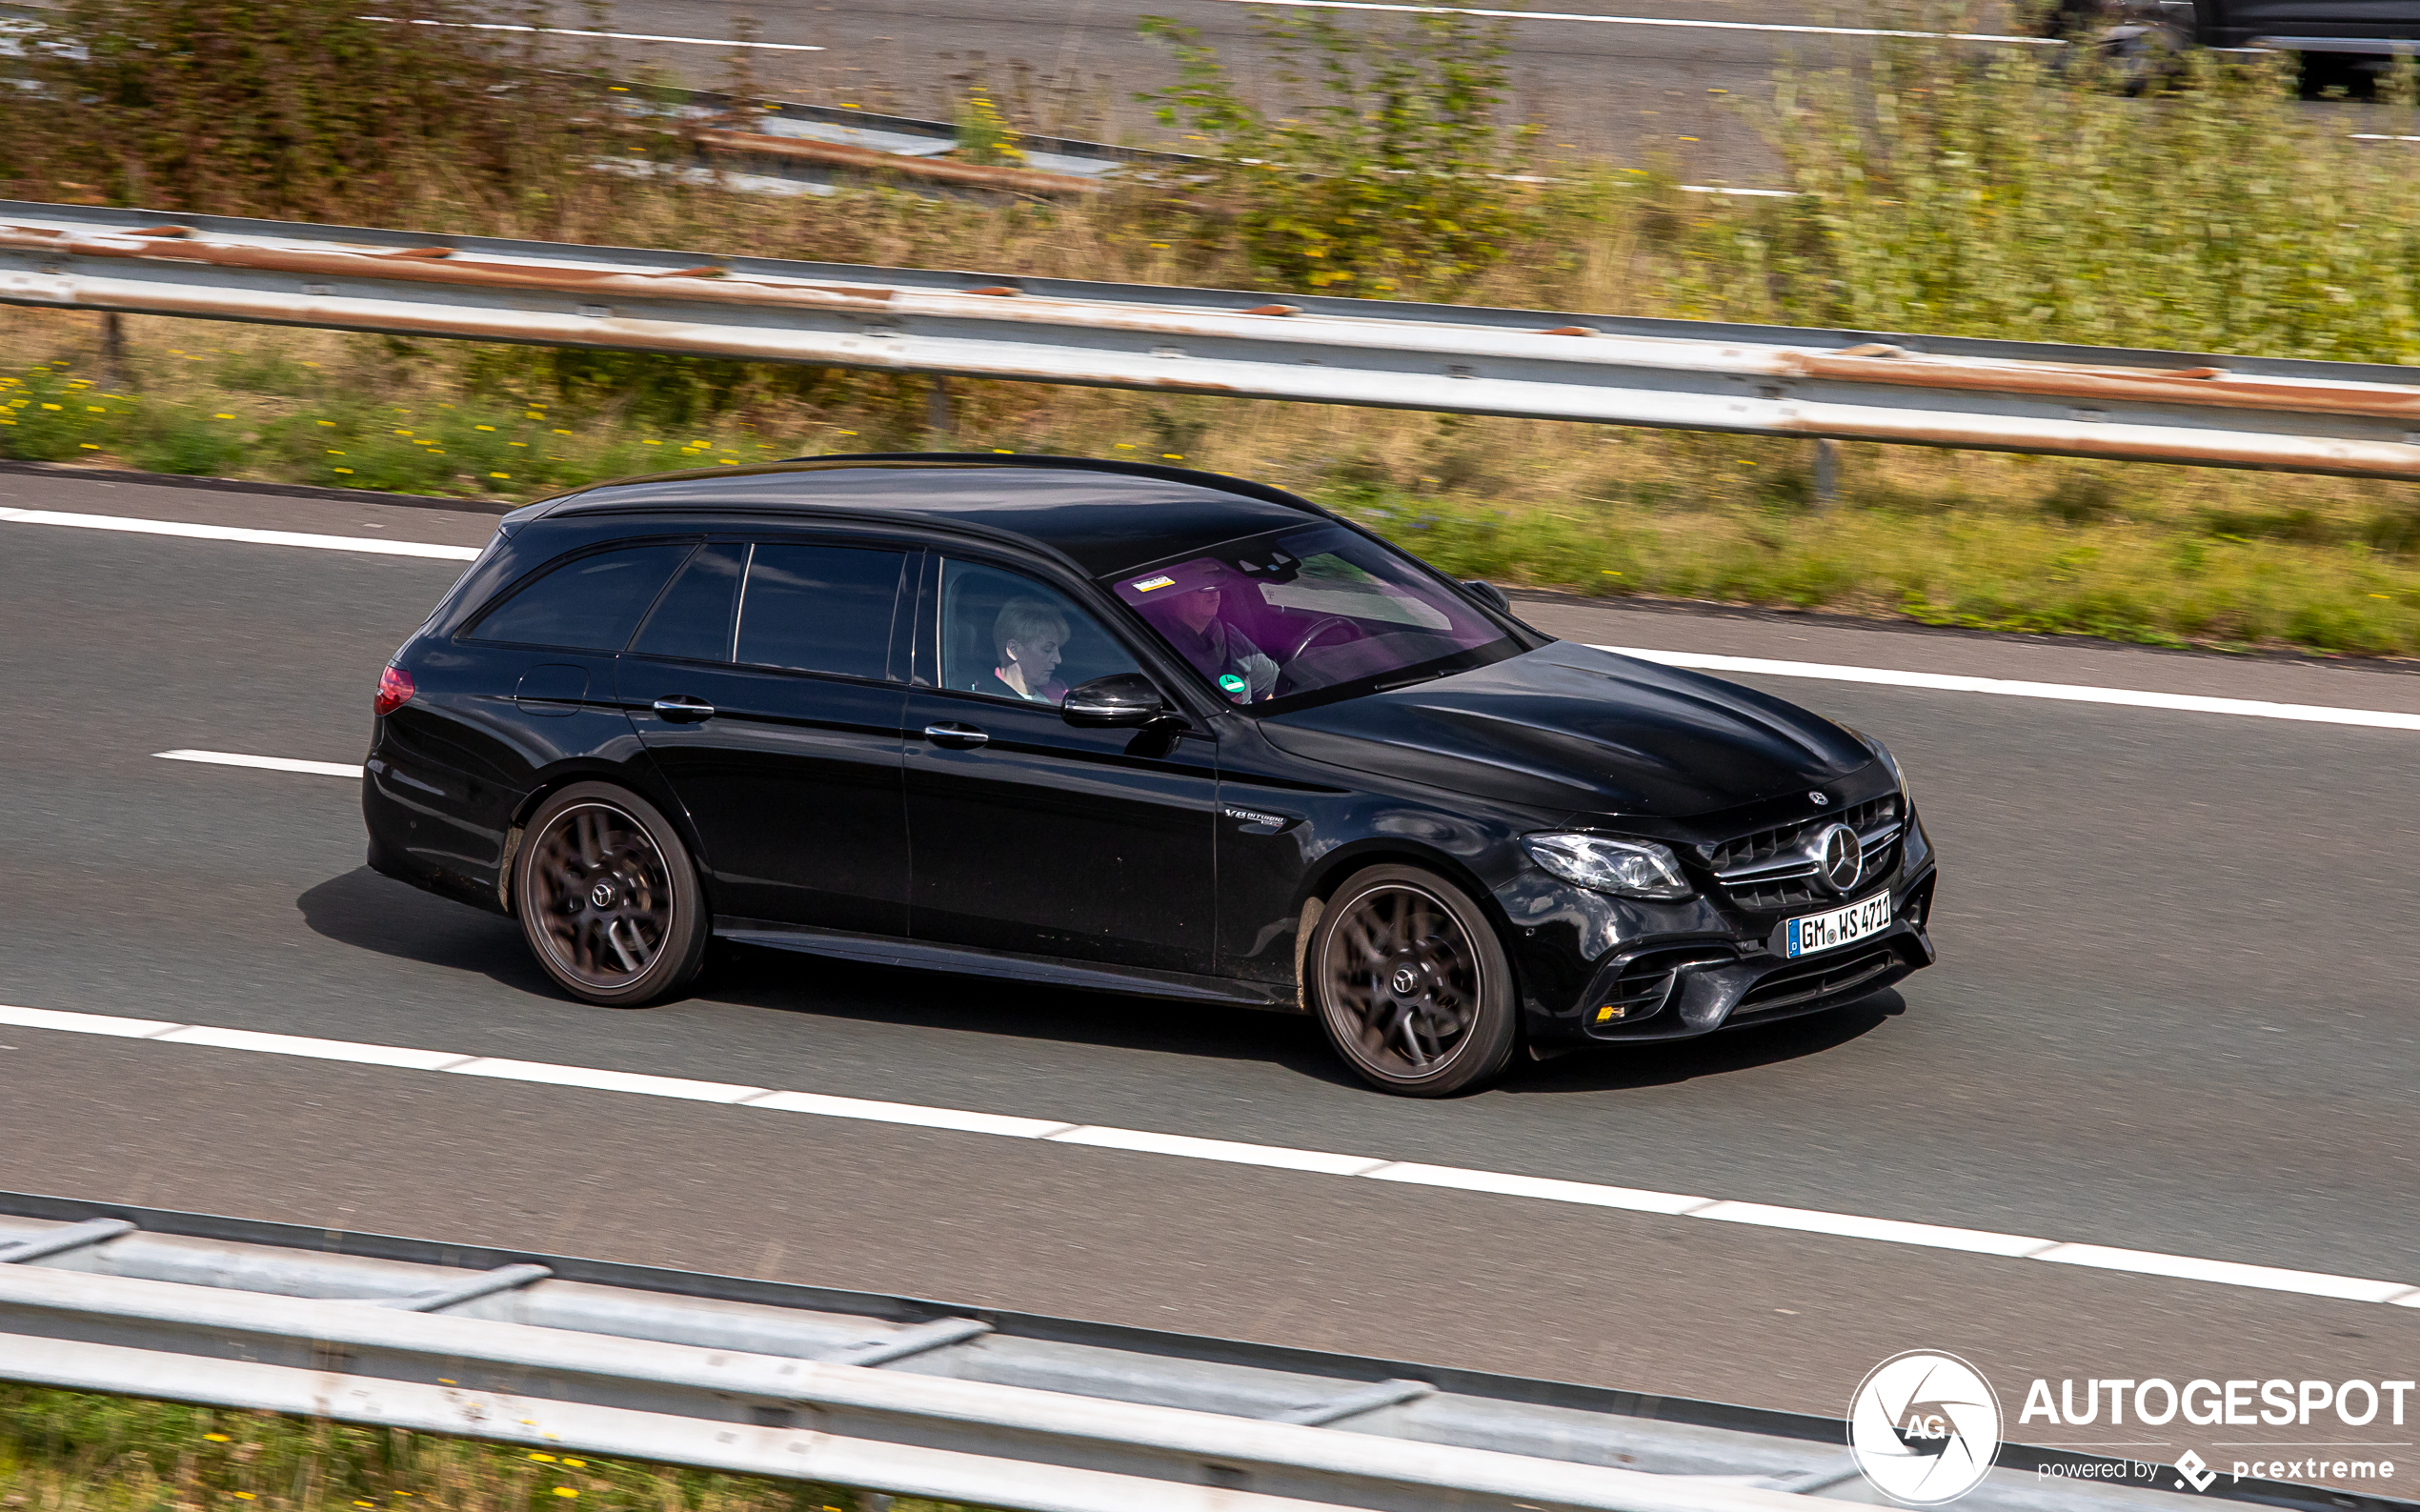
[537,454,1332,576]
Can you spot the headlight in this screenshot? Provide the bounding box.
[1874,740,1909,800]
[1522,834,1694,900]
[1842,725,1910,801]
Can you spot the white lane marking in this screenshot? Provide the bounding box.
[744,1089,1077,1138]
[1048,1125,1391,1175]
[359,15,823,49]
[2032,1243,2418,1304]
[1600,645,2420,732]
[1365,1161,1711,1214]
[0,1004,182,1038]
[1,509,483,561]
[1194,0,2060,43]
[1693,1200,2056,1259]
[156,751,365,779]
[449,1058,770,1103]
[153,1025,474,1071]
[3,1001,2412,1310]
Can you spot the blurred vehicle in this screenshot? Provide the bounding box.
[362,454,1935,1095]
[2046,0,2420,86]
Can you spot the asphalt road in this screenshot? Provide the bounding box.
[509,0,1954,183]
[2,469,2416,1492]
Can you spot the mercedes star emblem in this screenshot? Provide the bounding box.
[1817,822,1864,893]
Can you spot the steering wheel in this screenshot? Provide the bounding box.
[1284,615,1364,663]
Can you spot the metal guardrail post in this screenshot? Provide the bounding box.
[1,202,2416,480]
[928,374,955,437]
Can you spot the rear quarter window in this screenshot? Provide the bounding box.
[734,543,907,679]
[466,543,693,652]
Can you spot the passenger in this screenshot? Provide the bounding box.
[980,596,1071,704]
[1160,566,1279,703]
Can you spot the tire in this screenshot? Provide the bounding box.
[2099,22,2189,94]
[1307,864,1519,1096]
[512,781,709,1008]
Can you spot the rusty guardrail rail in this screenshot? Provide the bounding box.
[3,200,2417,480]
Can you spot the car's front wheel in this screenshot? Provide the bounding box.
[513,781,708,1007]
[1308,864,1519,1096]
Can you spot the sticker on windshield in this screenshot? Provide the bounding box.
[1218,673,1246,695]
[1131,575,1176,592]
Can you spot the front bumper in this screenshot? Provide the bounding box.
[1568,875,1934,1042]
[1504,807,1938,1047]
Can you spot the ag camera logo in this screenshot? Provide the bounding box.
[1850,1351,2004,1505]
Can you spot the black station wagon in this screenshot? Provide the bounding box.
[364,454,1937,1095]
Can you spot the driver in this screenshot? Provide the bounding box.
[1161,565,1279,704]
[979,596,1072,705]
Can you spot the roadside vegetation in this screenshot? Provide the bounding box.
[0,1384,973,1512]
[1,0,2416,655]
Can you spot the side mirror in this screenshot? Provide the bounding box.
[1063,672,1173,728]
[1462,578,1512,614]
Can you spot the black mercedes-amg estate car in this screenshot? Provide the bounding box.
[364,454,1937,1095]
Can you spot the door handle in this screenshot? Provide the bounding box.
[651,696,716,723]
[922,722,990,749]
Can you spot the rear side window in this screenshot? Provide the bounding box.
[469,543,691,652]
[631,543,747,663]
[735,543,907,679]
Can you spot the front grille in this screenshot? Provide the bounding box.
[1732,942,1902,1019]
[1724,876,1827,913]
[1707,795,1901,914]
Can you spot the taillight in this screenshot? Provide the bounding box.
[373,664,415,717]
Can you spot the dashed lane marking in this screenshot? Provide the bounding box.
[155,751,364,778]
[1599,646,2420,732]
[1192,0,2061,44]
[0,1001,2412,1310]
[0,507,483,561]
[358,16,824,49]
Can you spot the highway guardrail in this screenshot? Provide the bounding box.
[1,1193,2400,1512]
[2,200,2417,480]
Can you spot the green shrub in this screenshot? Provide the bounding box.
[0,0,607,225]
[1137,8,1536,296]
[0,365,121,460]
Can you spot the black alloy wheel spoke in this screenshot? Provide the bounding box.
[529,803,674,991]
[1323,884,1482,1079]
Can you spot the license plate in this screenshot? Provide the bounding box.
[1785,891,1893,958]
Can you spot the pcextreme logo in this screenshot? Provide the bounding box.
[1849,1351,2005,1505]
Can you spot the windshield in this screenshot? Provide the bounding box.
[1108,524,1517,710]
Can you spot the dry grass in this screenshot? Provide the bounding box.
[2,1,2416,655]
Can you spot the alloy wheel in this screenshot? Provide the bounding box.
[525,801,676,990]
[1320,883,1482,1076]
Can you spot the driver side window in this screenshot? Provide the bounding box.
[935,560,1139,708]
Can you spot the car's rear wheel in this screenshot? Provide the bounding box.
[513,782,707,1007]
[1309,865,1518,1096]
